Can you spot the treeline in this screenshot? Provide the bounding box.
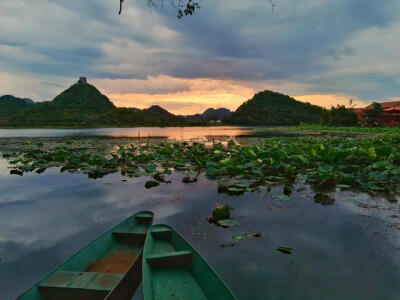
[320,105,359,126]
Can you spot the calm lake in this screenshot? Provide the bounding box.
[0,126,322,140]
[0,127,399,299]
[0,126,271,139]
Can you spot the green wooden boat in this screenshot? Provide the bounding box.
[142,224,236,300]
[18,211,154,300]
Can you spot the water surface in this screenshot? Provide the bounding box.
[0,162,399,299]
[0,126,307,139]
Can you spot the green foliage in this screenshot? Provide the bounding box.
[227,90,323,126]
[366,102,383,127]
[320,106,359,126]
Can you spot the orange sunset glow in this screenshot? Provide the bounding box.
[94,76,368,115]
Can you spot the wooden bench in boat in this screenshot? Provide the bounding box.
[38,271,123,299]
[147,251,193,268]
[112,213,153,244]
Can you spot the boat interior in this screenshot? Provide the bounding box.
[22,211,153,300]
[145,225,209,300]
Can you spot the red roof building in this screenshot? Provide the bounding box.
[354,101,400,127]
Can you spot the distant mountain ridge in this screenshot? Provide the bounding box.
[182,107,231,124]
[227,90,323,125]
[0,95,35,120]
[8,80,186,127]
[202,108,231,119]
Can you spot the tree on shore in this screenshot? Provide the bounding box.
[320,106,358,127]
[119,0,276,17]
[366,102,382,127]
[119,0,200,17]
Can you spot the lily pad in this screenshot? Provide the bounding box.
[217,219,238,228]
[277,246,294,255]
[145,180,160,189]
[337,184,352,189]
[272,194,291,201]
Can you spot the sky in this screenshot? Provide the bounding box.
[1,0,400,115]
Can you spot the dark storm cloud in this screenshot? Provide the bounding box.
[1,0,400,100]
[157,0,398,81]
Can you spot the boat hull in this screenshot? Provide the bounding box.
[18,211,154,300]
[142,224,236,300]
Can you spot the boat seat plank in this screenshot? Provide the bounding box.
[112,231,147,245]
[40,271,80,288]
[86,273,124,291]
[135,214,154,224]
[112,231,147,238]
[151,227,172,240]
[147,251,193,269]
[151,227,172,233]
[39,271,123,291]
[70,272,97,289]
[135,212,153,218]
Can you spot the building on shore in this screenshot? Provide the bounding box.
[354,101,400,127]
[78,77,87,84]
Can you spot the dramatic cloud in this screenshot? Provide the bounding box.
[1,0,399,112]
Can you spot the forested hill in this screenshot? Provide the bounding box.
[227,90,323,125]
[52,82,115,112]
[0,95,34,120]
[8,81,187,127]
[182,108,232,124]
[2,83,326,127]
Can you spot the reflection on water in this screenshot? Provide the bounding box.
[0,162,399,299]
[0,126,304,139]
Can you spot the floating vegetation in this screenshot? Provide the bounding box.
[145,180,160,189]
[4,133,400,196]
[277,246,294,255]
[313,193,335,206]
[207,205,238,227]
[232,232,264,241]
[272,194,291,201]
[217,219,239,228]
